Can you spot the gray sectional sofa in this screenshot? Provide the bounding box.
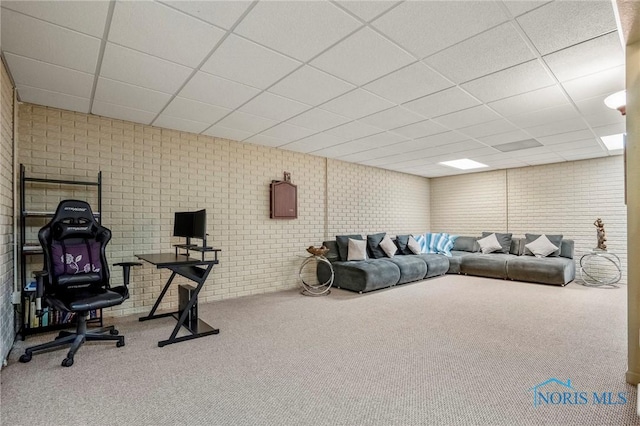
[317,234,575,293]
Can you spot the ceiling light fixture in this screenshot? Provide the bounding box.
[439,159,489,170]
[604,90,626,115]
[600,133,625,151]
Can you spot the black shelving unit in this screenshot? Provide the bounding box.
[18,164,104,339]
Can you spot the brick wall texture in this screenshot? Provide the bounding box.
[1,59,15,364]
[431,156,627,283]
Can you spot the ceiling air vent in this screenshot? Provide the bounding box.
[493,139,542,152]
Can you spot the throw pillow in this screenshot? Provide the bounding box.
[347,238,368,261]
[481,232,512,254]
[379,235,397,258]
[366,232,387,259]
[394,235,412,255]
[477,233,503,254]
[407,236,421,255]
[425,232,457,256]
[336,234,363,261]
[524,234,560,258]
[414,234,428,253]
[51,241,102,276]
[524,233,563,257]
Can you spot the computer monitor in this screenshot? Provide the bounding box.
[173,209,207,245]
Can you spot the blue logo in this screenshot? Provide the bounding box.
[528,378,628,407]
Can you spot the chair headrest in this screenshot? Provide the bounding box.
[53,222,98,240]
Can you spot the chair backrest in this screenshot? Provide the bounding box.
[39,200,111,290]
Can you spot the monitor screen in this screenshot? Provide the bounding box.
[173,209,206,241]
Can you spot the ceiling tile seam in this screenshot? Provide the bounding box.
[156,0,256,34]
[501,2,614,153]
[149,0,260,127]
[14,82,89,102]
[538,29,619,58]
[88,0,116,114]
[329,0,405,25]
[0,5,104,40]
[304,129,398,155]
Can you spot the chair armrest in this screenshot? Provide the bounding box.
[32,270,48,316]
[114,262,142,286]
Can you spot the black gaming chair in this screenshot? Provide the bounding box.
[19,200,139,367]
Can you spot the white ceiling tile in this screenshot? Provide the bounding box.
[100,43,192,93]
[548,138,602,153]
[244,133,286,148]
[109,1,225,67]
[160,1,252,29]
[162,97,231,124]
[311,27,415,86]
[388,131,470,153]
[201,34,301,89]
[516,1,617,55]
[478,129,532,146]
[525,118,589,138]
[592,123,626,138]
[1,9,100,73]
[458,119,519,140]
[92,100,157,125]
[335,1,400,22]
[3,53,93,98]
[461,60,555,103]
[1,1,110,38]
[502,1,551,18]
[16,85,89,113]
[314,132,407,157]
[234,1,361,62]
[94,77,171,113]
[431,105,501,129]
[202,125,253,142]
[360,106,425,130]
[239,92,310,122]
[179,71,260,110]
[325,121,383,140]
[424,23,536,84]
[389,120,448,139]
[560,150,608,162]
[536,129,595,145]
[508,104,580,128]
[285,108,351,132]
[364,62,453,104]
[215,111,279,134]
[280,133,348,154]
[488,85,569,116]
[403,87,481,119]
[544,32,624,82]
[269,66,355,105]
[153,115,211,134]
[261,123,316,143]
[372,1,508,58]
[582,111,626,128]
[562,65,625,102]
[321,89,395,119]
[574,94,623,119]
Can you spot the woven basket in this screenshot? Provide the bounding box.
[306,246,329,257]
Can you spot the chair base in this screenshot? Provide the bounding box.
[19,312,124,367]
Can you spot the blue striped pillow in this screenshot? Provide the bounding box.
[424,233,458,257]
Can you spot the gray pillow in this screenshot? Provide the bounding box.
[524,234,563,257]
[453,236,478,252]
[336,235,363,261]
[367,233,387,259]
[481,232,512,254]
[394,235,413,255]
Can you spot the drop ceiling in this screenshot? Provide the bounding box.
[0,0,627,177]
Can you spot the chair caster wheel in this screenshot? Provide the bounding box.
[61,357,74,367]
[19,353,32,363]
[110,329,119,335]
[116,340,125,348]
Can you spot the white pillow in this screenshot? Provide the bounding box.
[379,235,397,258]
[525,234,559,258]
[477,233,503,254]
[347,238,368,261]
[407,236,421,255]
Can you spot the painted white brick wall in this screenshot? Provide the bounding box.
[431,157,627,283]
[0,59,15,363]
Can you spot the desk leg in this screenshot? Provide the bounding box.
[139,271,179,322]
[158,263,219,347]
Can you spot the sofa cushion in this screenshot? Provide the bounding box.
[507,256,575,286]
[367,232,387,259]
[347,238,368,261]
[379,235,397,258]
[395,235,412,255]
[384,256,427,284]
[477,233,503,254]
[318,259,401,293]
[415,254,450,277]
[448,251,475,274]
[524,235,560,258]
[524,233,563,257]
[336,234,363,261]
[460,253,514,279]
[482,232,512,254]
[452,236,478,253]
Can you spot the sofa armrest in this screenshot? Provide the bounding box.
[560,239,574,259]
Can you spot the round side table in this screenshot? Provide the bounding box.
[299,255,333,296]
[579,250,621,287]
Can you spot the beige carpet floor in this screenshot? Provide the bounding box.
[1,275,638,425]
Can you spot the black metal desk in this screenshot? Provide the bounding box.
[136,252,220,347]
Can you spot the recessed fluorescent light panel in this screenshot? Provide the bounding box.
[439,159,489,170]
[600,133,625,151]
